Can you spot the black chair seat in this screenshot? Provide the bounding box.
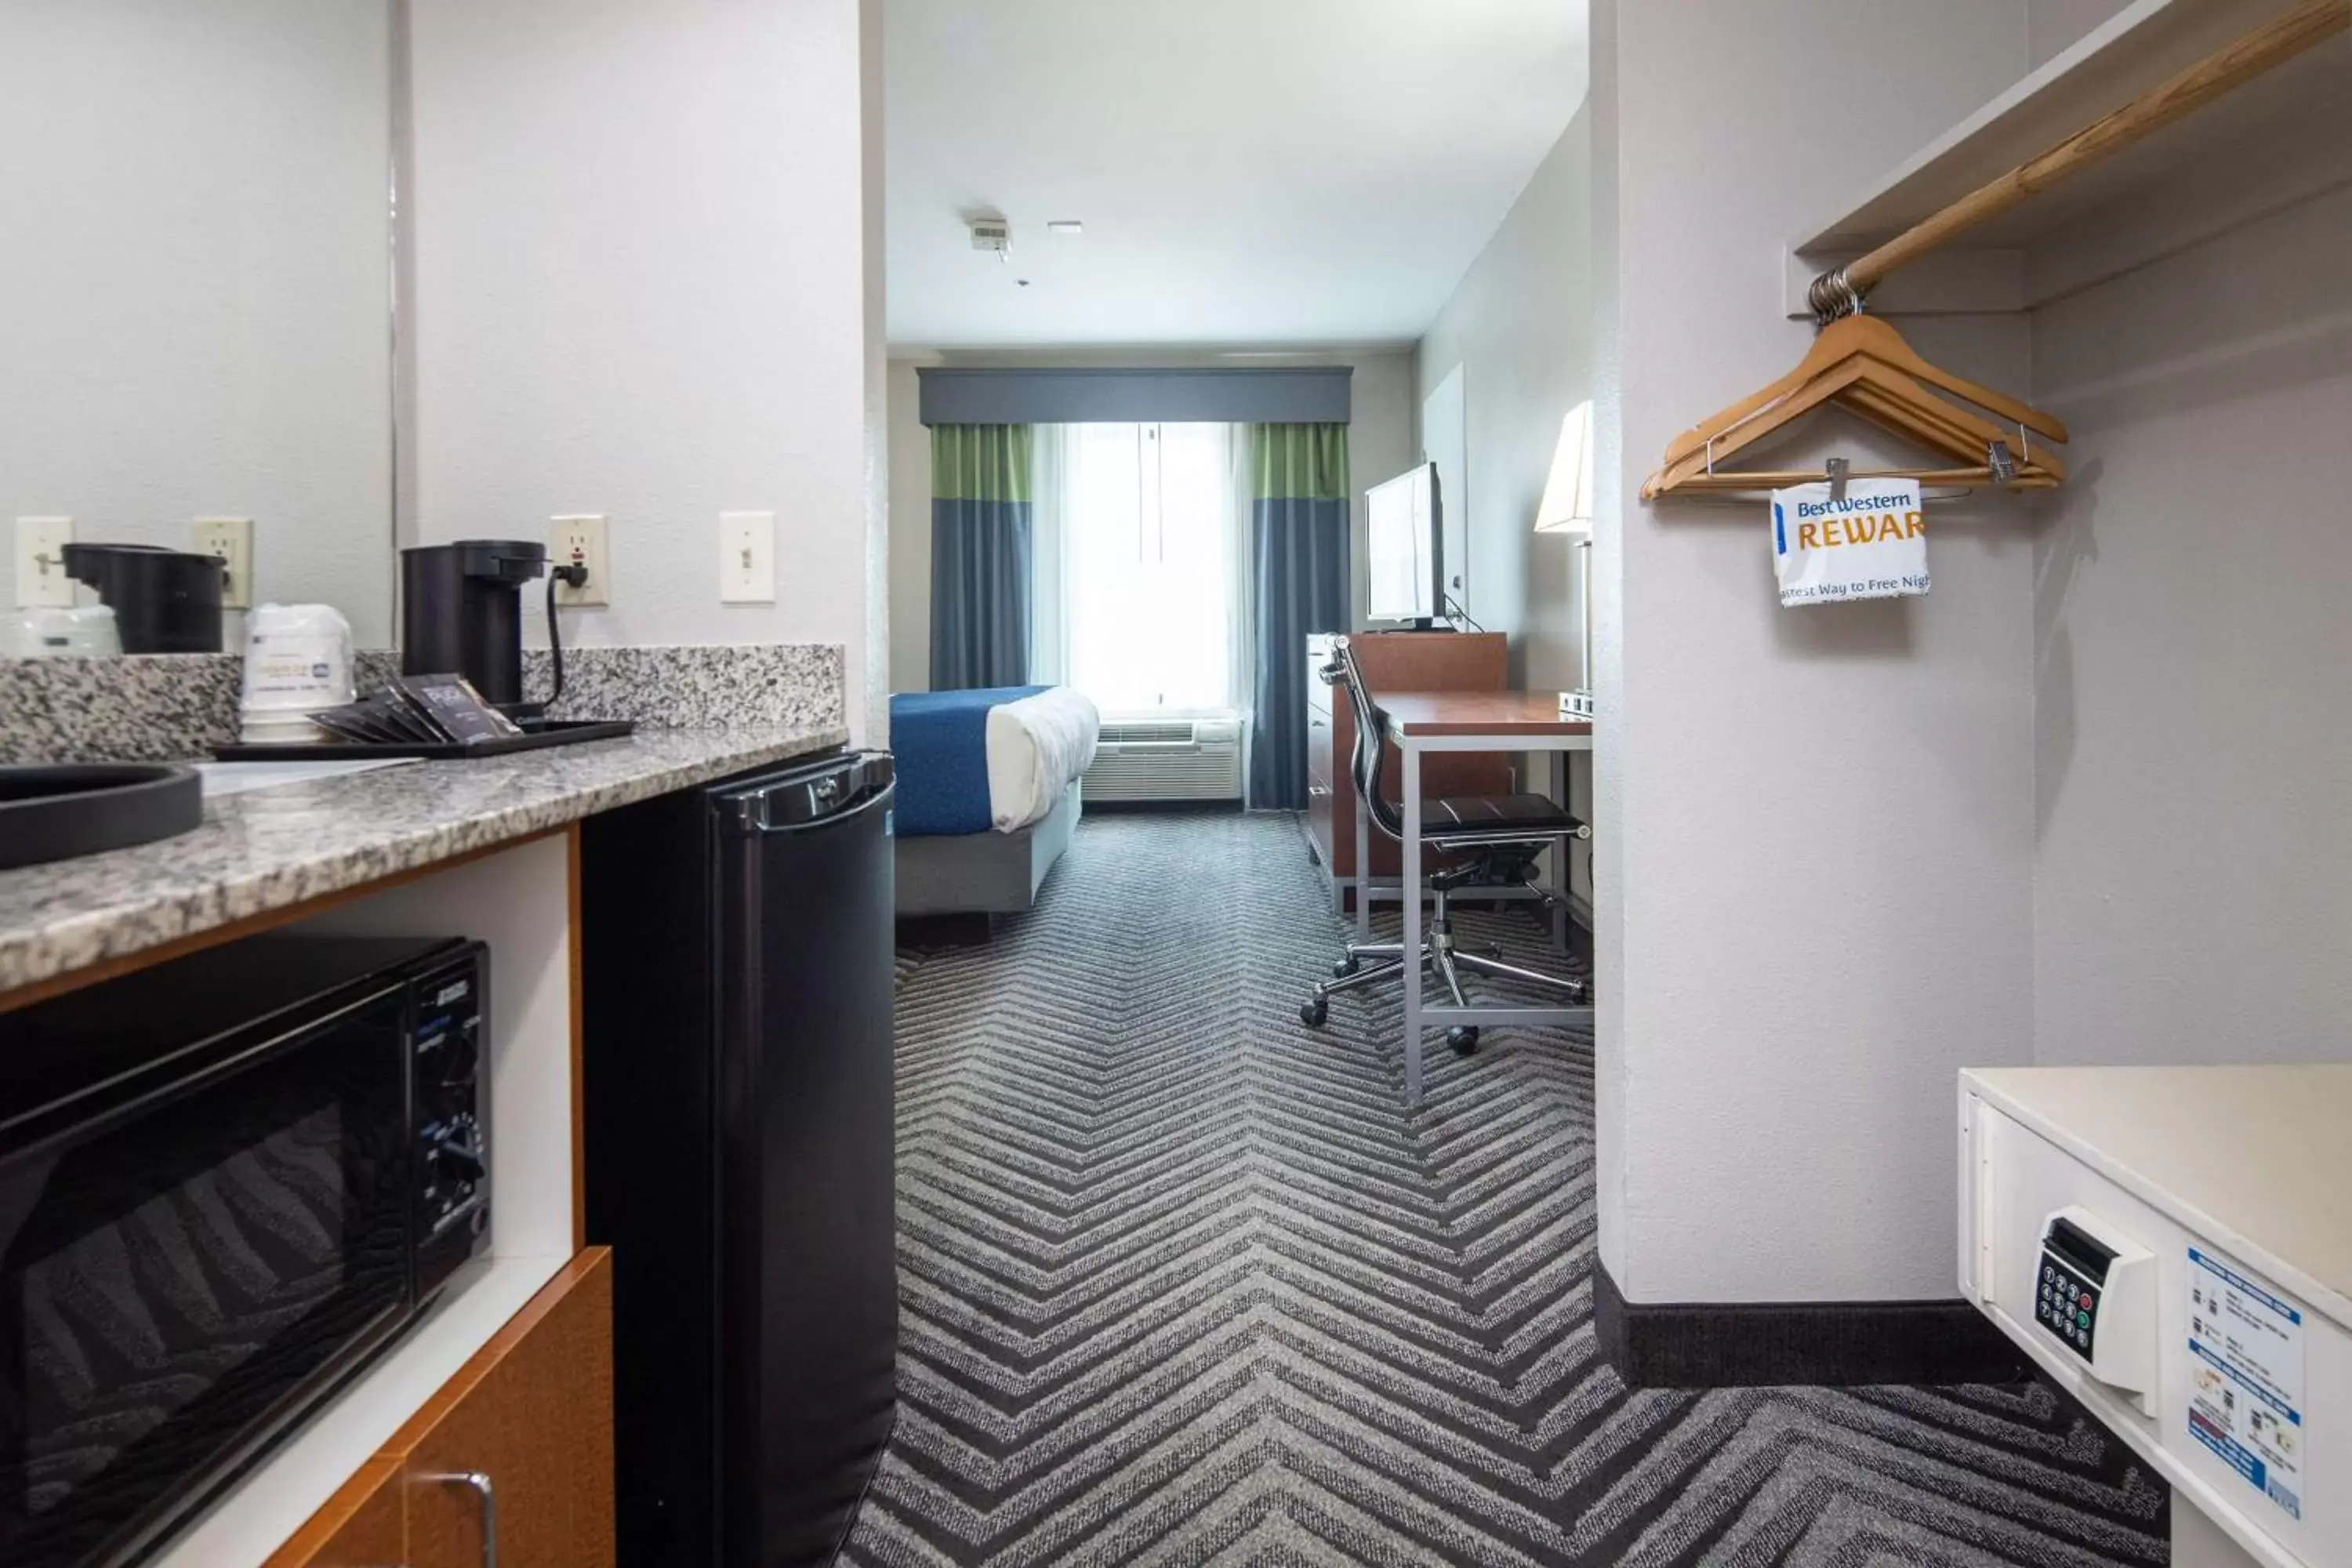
[1390,793,1585,843]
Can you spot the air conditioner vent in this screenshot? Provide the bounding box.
[1083,716,1244,803]
[1098,722,1196,746]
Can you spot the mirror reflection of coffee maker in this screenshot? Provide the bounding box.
[59,543,226,654]
[400,540,549,720]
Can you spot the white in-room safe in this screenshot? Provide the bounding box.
[1958,1067,2349,1568]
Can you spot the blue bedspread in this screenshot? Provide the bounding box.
[890,686,1047,837]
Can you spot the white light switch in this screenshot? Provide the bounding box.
[550,514,611,606]
[720,511,775,604]
[193,517,255,609]
[13,517,75,608]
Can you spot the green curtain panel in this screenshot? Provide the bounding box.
[930,424,1035,691]
[1249,423,1351,810]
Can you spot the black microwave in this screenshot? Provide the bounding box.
[0,935,492,1566]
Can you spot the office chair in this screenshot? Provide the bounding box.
[1301,635,1590,1054]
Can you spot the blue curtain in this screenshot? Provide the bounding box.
[929,424,1034,691]
[1249,424,1351,810]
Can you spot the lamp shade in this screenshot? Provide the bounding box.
[1534,399,1595,534]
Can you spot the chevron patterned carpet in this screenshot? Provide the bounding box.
[844,812,2170,1567]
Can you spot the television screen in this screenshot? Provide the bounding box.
[1365,463,1442,624]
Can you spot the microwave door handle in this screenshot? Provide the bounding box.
[426,1470,497,1568]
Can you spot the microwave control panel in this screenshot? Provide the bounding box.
[412,957,490,1256]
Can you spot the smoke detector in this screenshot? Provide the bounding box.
[969,216,1011,256]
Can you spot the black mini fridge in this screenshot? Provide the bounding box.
[583,750,897,1566]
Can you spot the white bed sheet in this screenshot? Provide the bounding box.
[985,688,1099,832]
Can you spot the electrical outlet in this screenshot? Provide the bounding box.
[720,510,775,604]
[192,517,255,609]
[13,517,75,608]
[550,514,610,606]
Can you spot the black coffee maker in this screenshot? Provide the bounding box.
[60,543,227,654]
[400,540,548,716]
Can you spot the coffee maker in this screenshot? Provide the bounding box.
[400,540,548,717]
[60,543,227,654]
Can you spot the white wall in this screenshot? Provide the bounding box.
[2030,188,2352,1067]
[408,0,881,733]
[858,0,891,741]
[1416,110,1593,692]
[2028,0,2129,67]
[885,360,933,694]
[884,348,1415,695]
[0,0,394,644]
[1593,0,2039,1305]
[1414,109,1595,898]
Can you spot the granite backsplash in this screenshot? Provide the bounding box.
[0,644,847,764]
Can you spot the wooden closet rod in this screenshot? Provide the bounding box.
[1811,0,2350,317]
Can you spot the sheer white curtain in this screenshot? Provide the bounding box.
[1029,423,1069,683]
[1226,422,1257,783]
[1037,422,1247,717]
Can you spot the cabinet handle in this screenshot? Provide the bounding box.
[426,1471,497,1568]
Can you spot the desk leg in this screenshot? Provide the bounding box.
[1402,740,1424,1105]
[1548,747,1569,954]
[1355,806,1371,942]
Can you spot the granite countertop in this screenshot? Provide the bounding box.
[0,725,849,994]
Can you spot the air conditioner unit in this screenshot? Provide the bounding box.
[1083,716,1243,804]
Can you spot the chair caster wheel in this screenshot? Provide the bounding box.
[1301,996,1330,1028]
[1333,955,1359,978]
[1447,1026,1480,1055]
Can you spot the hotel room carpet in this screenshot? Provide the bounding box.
[842,812,2169,1567]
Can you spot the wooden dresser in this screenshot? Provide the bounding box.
[1304,630,1511,909]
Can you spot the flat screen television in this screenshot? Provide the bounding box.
[1365,462,1443,626]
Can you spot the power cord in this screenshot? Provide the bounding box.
[1443,593,1486,633]
[546,564,589,714]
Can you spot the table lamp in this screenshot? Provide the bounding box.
[1534,400,1595,720]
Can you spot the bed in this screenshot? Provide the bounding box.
[891,685,1099,920]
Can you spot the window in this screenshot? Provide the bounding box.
[1052,423,1241,715]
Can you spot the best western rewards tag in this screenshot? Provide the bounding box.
[1769,478,1929,608]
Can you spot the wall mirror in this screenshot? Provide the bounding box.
[0,0,397,654]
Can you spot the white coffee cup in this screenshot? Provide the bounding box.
[241,604,354,714]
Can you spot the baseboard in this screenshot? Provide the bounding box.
[1592,1260,2031,1388]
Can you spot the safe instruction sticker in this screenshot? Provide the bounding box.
[1769,478,1929,608]
[2187,1247,2305,1522]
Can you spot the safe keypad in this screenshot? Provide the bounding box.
[2035,1257,2100,1361]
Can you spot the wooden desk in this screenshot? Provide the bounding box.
[1378,691,1592,737]
[1378,691,1595,1104]
[1304,631,1508,911]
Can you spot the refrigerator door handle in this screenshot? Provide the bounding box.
[721,766,895,836]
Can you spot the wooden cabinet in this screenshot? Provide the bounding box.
[264,1461,405,1568]
[403,1250,615,1568]
[269,1251,615,1568]
[1303,631,1512,907]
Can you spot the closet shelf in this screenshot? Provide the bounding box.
[1792,0,2352,309]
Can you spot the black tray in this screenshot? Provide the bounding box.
[213,719,637,762]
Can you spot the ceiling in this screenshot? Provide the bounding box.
[884,0,1588,352]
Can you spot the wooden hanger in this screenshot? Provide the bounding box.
[1659,315,2066,474]
[1648,352,2063,496]
[1839,376,2065,482]
[1644,316,2066,499]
